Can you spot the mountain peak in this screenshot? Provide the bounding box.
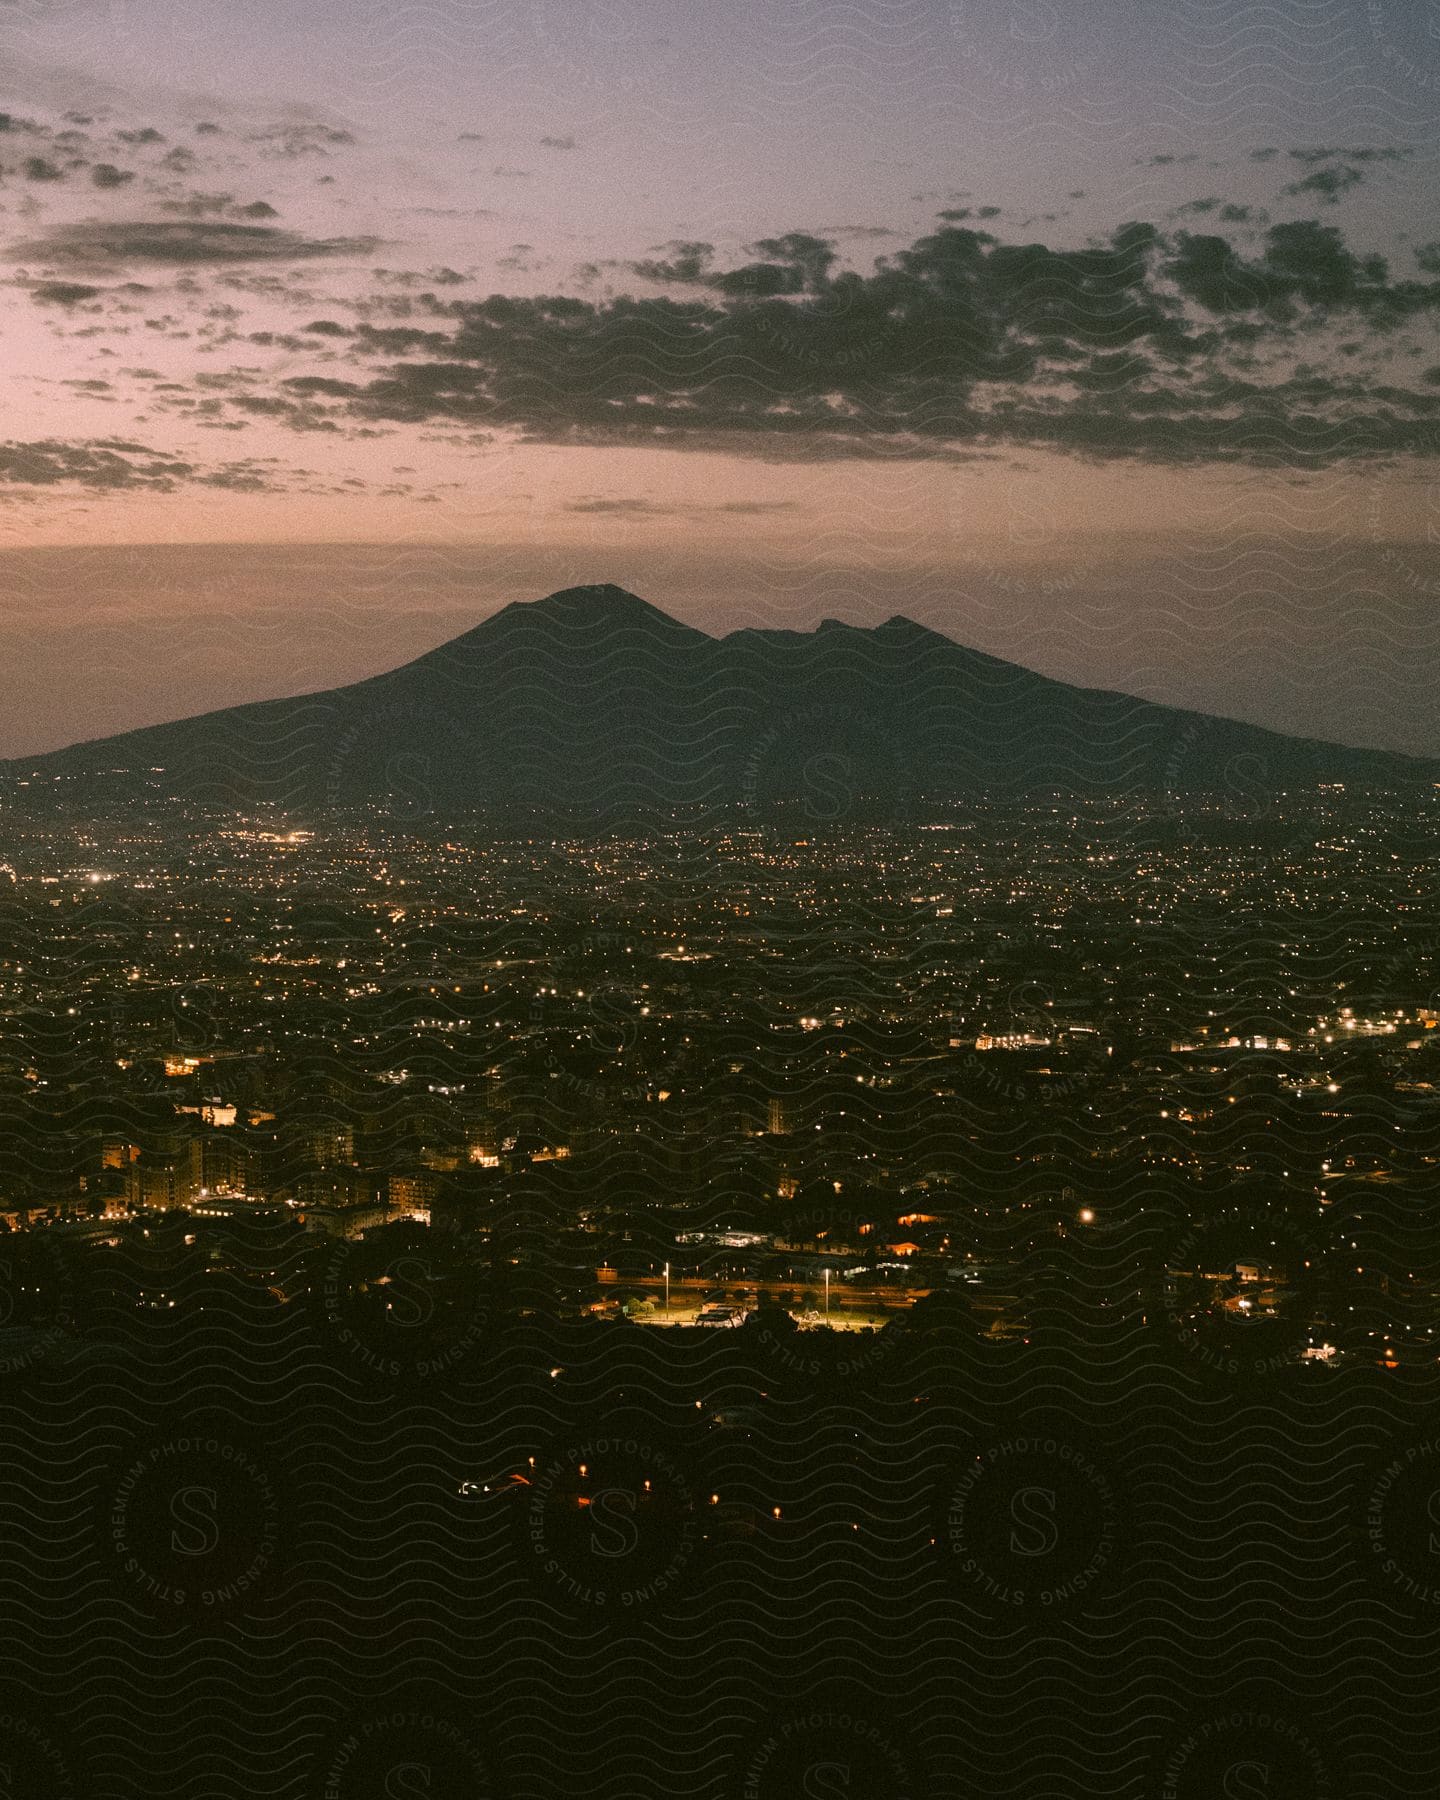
[420,583,709,665]
[876,613,946,641]
[527,583,669,619]
[491,583,711,640]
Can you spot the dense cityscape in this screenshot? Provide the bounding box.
[3,774,1439,1798]
[4,782,1438,1378]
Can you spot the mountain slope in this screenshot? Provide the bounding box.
[10,584,1432,815]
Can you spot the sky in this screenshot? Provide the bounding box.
[1,0,1439,756]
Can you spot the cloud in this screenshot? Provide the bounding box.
[1284,164,1365,204]
[1288,144,1412,165]
[629,240,716,284]
[251,123,355,159]
[1165,219,1432,320]
[28,281,103,306]
[7,114,1435,486]
[372,265,469,286]
[8,219,380,267]
[1274,145,1412,204]
[498,243,547,272]
[565,495,799,517]
[159,191,243,218]
[157,192,281,222]
[0,437,273,491]
[407,206,497,220]
[241,214,1440,468]
[566,496,665,515]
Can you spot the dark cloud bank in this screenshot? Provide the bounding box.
[8,203,1440,491]
[248,216,1440,468]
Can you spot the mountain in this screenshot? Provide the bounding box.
[8,583,1432,817]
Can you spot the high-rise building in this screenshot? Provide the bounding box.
[126,1137,203,1210]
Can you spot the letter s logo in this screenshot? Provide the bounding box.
[385,1257,435,1329]
[170,1485,219,1557]
[384,1763,432,1798]
[588,1487,639,1559]
[803,753,853,823]
[804,1761,852,1798]
[385,751,434,823]
[1222,1759,1271,1799]
[173,984,217,1051]
[587,981,640,1053]
[1009,1485,1059,1557]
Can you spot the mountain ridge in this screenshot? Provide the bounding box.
[8,584,1433,815]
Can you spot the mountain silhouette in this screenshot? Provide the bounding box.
[9,583,1433,817]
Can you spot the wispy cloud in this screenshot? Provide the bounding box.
[10,218,380,267]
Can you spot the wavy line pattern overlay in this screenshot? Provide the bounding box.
[0,590,1437,1798]
[1,0,1439,1789]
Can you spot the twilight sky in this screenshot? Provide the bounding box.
[1,0,1439,757]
